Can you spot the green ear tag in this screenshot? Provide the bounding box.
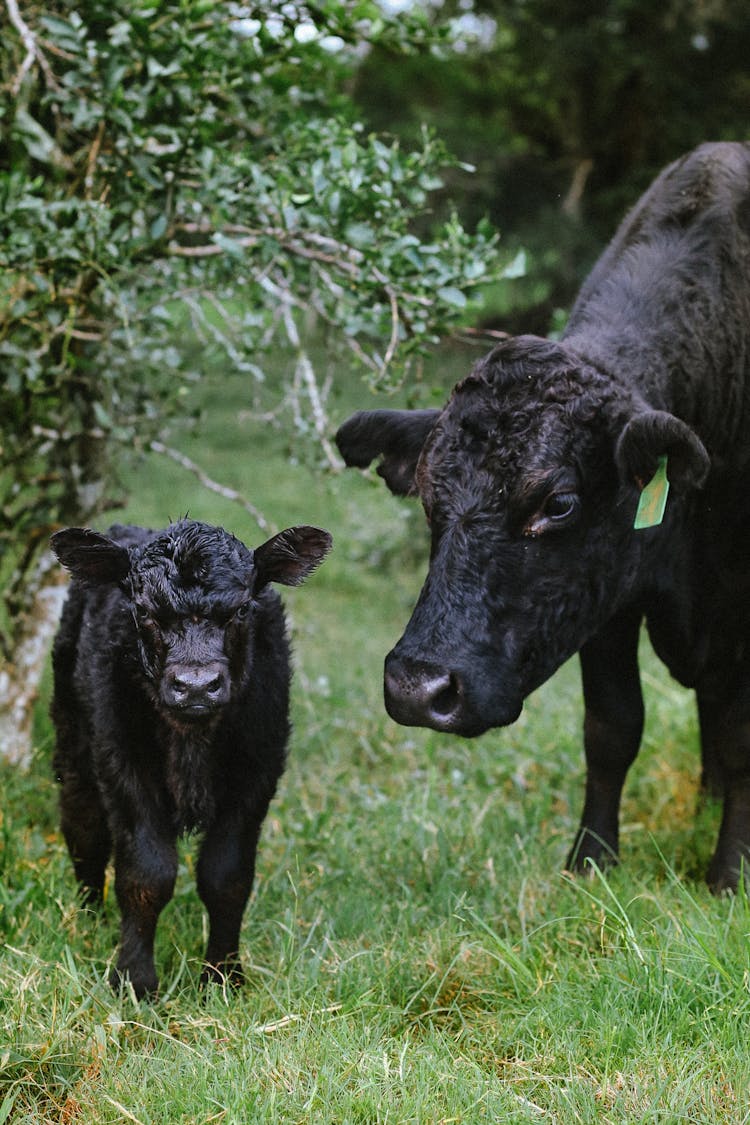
[634,455,670,530]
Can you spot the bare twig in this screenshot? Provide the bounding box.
[6,0,57,93]
[149,441,274,534]
[85,119,106,199]
[455,325,512,343]
[279,300,342,471]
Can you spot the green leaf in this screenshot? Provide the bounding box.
[502,250,527,280]
[436,286,468,308]
[150,214,168,240]
[345,222,375,248]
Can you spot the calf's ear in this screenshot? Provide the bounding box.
[254,526,333,588]
[335,408,441,496]
[50,528,131,583]
[615,410,710,492]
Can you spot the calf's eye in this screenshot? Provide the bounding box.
[234,602,251,622]
[133,606,156,630]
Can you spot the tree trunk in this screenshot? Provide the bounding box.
[0,551,68,766]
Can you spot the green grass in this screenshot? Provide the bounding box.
[2,348,750,1123]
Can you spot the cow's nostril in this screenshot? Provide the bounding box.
[384,656,469,732]
[429,673,462,719]
[205,676,223,697]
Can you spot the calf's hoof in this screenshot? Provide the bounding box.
[109,963,159,1000]
[77,884,105,910]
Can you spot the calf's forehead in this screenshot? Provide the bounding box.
[129,524,253,609]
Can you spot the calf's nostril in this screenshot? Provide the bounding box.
[166,666,228,710]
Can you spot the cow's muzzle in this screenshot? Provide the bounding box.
[162,662,230,719]
[384,650,515,736]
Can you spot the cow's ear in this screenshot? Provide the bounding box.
[254,526,332,589]
[335,408,441,496]
[615,410,710,491]
[50,528,131,583]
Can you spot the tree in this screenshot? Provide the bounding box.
[0,0,504,762]
[353,0,750,326]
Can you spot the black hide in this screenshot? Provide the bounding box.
[336,141,750,893]
[51,519,331,997]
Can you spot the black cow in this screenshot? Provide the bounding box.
[50,518,331,997]
[336,141,750,893]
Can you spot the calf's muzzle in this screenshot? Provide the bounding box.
[162,661,230,717]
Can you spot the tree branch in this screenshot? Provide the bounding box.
[148,441,274,534]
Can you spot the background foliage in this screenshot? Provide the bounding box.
[1,0,501,664]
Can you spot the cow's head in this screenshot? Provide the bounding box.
[51,520,332,724]
[336,335,709,736]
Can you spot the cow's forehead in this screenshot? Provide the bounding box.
[430,377,588,475]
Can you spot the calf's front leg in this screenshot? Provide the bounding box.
[197,806,269,987]
[111,822,178,998]
[567,607,644,872]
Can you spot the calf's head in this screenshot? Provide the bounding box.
[52,519,332,723]
[337,336,709,736]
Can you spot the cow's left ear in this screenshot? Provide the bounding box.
[253,526,333,588]
[615,410,710,491]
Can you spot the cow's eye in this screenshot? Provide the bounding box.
[234,602,251,621]
[524,491,580,536]
[544,492,579,521]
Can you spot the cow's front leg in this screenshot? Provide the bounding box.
[196,806,269,987]
[697,680,750,893]
[111,822,178,998]
[567,607,644,873]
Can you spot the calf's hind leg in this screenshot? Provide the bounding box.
[56,767,112,906]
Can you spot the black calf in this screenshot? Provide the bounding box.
[51,519,331,997]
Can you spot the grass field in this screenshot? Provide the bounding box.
[2,345,750,1123]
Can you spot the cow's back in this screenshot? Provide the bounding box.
[570,142,750,318]
[564,142,750,452]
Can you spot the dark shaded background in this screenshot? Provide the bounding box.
[353,0,750,332]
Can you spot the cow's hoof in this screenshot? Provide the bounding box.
[706,854,746,896]
[565,831,619,875]
[200,958,245,989]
